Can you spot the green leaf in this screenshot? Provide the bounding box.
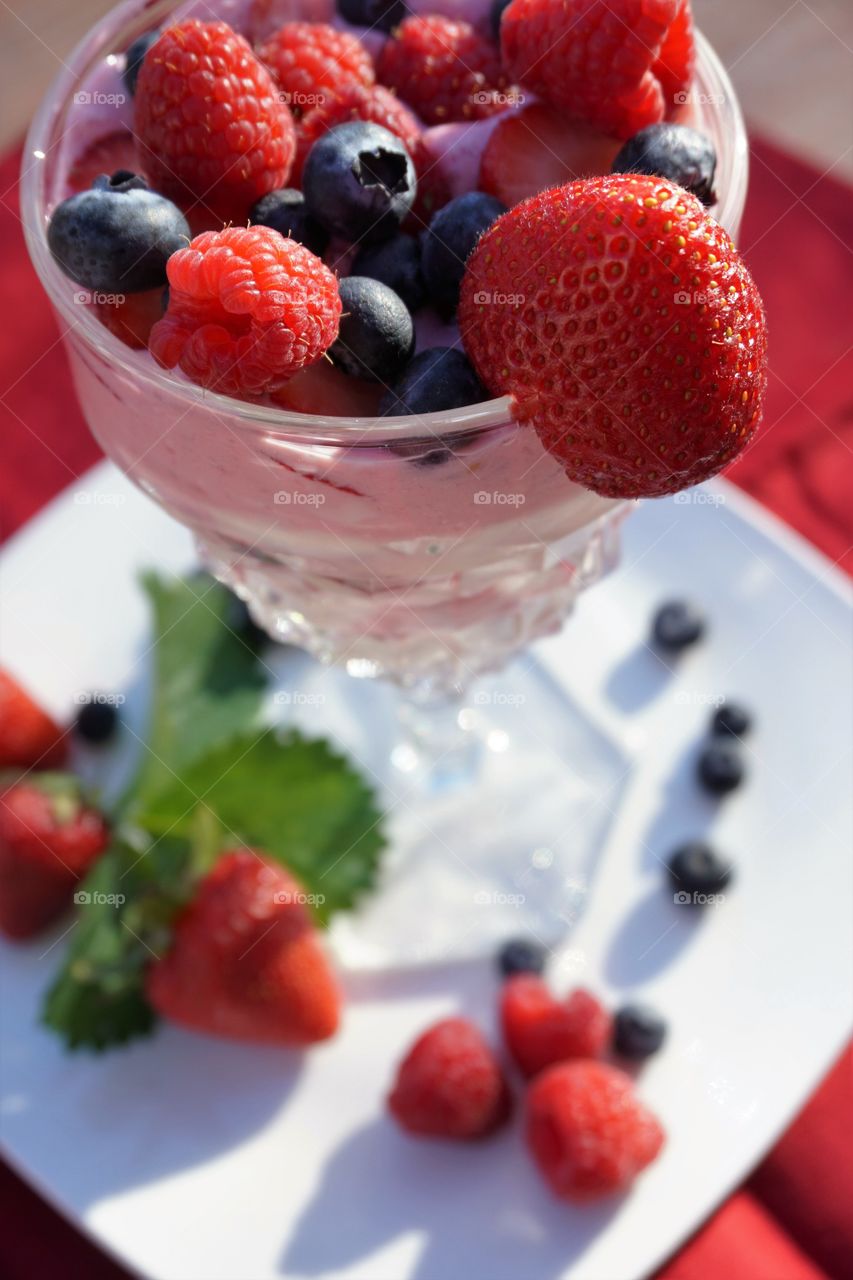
[133,731,386,923]
[124,572,266,817]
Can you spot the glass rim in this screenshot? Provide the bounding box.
[21,3,749,446]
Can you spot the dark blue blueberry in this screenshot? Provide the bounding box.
[336,0,407,33]
[668,841,733,901]
[74,697,119,745]
[497,938,547,978]
[379,347,485,416]
[249,188,329,257]
[711,700,753,739]
[352,233,425,312]
[330,277,414,382]
[422,192,507,315]
[47,173,190,293]
[612,123,718,206]
[651,599,706,652]
[490,0,513,40]
[697,741,746,795]
[303,122,416,244]
[612,1004,667,1060]
[122,30,160,97]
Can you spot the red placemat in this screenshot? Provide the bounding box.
[1,133,851,1280]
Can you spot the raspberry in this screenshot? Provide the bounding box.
[134,20,296,223]
[526,1061,665,1200]
[293,82,421,184]
[501,0,692,138]
[388,1017,513,1139]
[258,22,374,118]
[149,226,341,398]
[377,15,511,126]
[459,176,768,499]
[501,975,611,1078]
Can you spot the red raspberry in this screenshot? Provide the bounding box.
[258,22,374,118]
[459,176,768,499]
[377,15,511,126]
[526,1061,665,1200]
[501,0,692,138]
[501,975,611,1078]
[293,82,421,184]
[654,0,695,107]
[134,20,296,223]
[149,226,342,398]
[388,1017,513,1139]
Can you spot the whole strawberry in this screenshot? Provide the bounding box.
[501,0,692,138]
[0,669,67,770]
[501,975,611,1077]
[459,175,768,498]
[526,1061,665,1199]
[388,1017,513,1139]
[0,775,109,939]
[134,20,296,223]
[378,15,510,126]
[258,22,374,117]
[145,851,341,1045]
[149,225,341,397]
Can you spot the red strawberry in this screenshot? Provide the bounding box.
[0,669,67,770]
[149,225,341,398]
[66,130,141,195]
[258,22,374,118]
[146,851,341,1045]
[95,288,166,351]
[459,175,768,499]
[479,103,621,207]
[0,775,109,939]
[653,0,695,109]
[388,1017,513,1139]
[134,20,296,223]
[501,0,692,139]
[293,82,422,184]
[377,15,511,126]
[526,1061,665,1199]
[501,975,611,1078]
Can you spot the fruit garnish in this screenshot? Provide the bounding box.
[66,131,141,195]
[258,21,375,117]
[501,0,694,138]
[697,740,746,795]
[501,974,612,1077]
[526,1061,665,1199]
[612,1003,668,1060]
[149,225,341,397]
[422,191,506,316]
[388,1017,513,1139]
[711,701,753,739]
[134,20,296,223]
[377,14,511,126]
[651,599,707,651]
[249,187,330,257]
[459,175,768,499]
[95,288,166,351]
[0,668,67,770]
[352,233,425,313]
[302,121,417,243]
[479,103,622,208]
[497,936,547,978]
[379,347,485,417]
[667,841,734,901]
[122,29,159,97]
[330,277,414,383]
[612,122,717,206]
[293,82,422,185]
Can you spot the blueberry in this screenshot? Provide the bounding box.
[122,30,160,97]
[352,233,425,312]
[379,347,485,416]
[336,0,407,33]
[497,938,547,978]
[697,741,746,795]
[303,122,416,244]
[668,841,733,900]
[711,700,753,739]
[490,0,513,39]
[612,1004,667,1060]
[330,277,414,382]
[48,174,190,293]
[612,123,718,207]
[422,192,507,315]
[74,697,119,745]
[249,189,329,257]
[651,599,706,652]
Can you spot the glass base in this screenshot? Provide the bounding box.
[265,648,629,970]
